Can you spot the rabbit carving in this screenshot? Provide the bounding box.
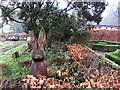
[30,31,47,77]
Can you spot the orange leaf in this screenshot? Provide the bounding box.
[112,84,120,90]
[90,79,96,88]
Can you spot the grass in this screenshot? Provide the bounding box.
[4,44,26,55]
[0,44,27,62]
[0,43,30,82]
[16,52,31,62]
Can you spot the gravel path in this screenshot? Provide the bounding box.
[94,50,120,69]
[0,40,27,56]
[95,51,107,57]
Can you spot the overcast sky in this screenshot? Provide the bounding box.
[101,0,119,19]
[100,0,119,25]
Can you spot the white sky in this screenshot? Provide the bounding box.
[100,0,120,25]
[101,0,119,18]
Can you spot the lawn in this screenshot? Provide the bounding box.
[0,42,30,84]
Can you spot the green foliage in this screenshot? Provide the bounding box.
[92,44,120,52]
[98,42,107,45]
[8,45,25,55]
[16,52,31,62]
[0,44,30,81]
[105,50,120,65]
[74,2,107,24]
[5,55,30,79]
[70,30,92,47]
[46,13,76,43]
[45,43,68,63]
[106,41,120,45]
[92,40,120,45]
[92,40,120,52]
[3,59,29,80]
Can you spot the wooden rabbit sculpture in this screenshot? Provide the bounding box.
[27,31,32,50]
[30,31,47,77]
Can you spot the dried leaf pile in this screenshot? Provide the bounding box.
[22,44,120,89]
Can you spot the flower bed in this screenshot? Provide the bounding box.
[22,44,120,89]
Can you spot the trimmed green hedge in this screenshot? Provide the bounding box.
[92,44,120,52]
[91,40,120,45]
[106,41,120,45]
[105,50,120,65]
[91,40,120,52]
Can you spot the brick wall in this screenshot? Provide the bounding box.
[87,30,120,42]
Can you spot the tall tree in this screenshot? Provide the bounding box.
[0,0,107,41]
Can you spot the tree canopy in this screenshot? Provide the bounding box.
[0,0,107,42]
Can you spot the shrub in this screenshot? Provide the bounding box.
[106,41,120,45]
[91,40,120,52]
[105,53,120,65]
[70,31,92,47]
[91,40,120,45]
[92,44,120,52]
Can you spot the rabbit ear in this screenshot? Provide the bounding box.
[31,31,37,50]
[38,31,45,50]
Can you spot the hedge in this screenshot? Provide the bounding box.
[91,40,120,52]
[91,40,120,45]
[91,40,105,43]
[92,44,120,52]
[105,53,120,65]
[106,41,120,45]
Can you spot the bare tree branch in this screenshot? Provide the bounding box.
[8,15,24,23]
[59,2,72,14]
